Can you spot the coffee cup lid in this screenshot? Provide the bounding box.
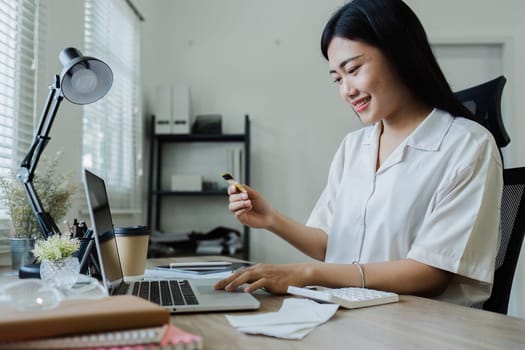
[113,225,149,236]
[98,230,115,243]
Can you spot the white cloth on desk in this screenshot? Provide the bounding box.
[225,298,338,340]
[306,109,503,306]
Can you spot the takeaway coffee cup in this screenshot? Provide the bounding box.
[114,226,150,277]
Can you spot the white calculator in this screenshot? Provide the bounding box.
[287,286,399,309]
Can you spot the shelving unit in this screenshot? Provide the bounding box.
[147,115,251,260]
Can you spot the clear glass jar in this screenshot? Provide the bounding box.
[40,256,80,289]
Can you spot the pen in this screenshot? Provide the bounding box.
[72,218,79,238]
[63,220,71,236]
[78,221,87,237]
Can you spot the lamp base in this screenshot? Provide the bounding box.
[18,263,41,279]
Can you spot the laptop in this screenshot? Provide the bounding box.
[82,168,260,313]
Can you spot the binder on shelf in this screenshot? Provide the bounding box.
[155,84,172,134]
[227,147,243,184]
[154,83,190,135]
[172,84,190,134]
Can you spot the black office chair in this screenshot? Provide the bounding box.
[484,167,525,314]
[482,167,525,314]
[454,75,510,149]
[455,77,525,314]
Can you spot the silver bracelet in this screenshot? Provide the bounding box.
[352,261,366,288]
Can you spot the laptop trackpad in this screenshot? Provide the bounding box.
[197,285,245,295]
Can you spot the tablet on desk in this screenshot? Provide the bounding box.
[155,261,251,274]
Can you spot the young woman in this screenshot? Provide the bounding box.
[214,0,503,306]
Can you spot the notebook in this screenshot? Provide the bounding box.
[0,295,170,342]
[0,324,203,349]
[83,168,260,314]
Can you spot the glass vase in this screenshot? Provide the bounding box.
[10,237,36,271]
[40,256,80,289]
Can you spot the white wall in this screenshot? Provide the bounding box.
[40,0,525,317]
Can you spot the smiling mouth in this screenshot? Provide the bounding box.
[352,97,370,112]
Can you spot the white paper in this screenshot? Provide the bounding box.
[226,298,339,339]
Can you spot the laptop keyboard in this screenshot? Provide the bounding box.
[117,280,199,306]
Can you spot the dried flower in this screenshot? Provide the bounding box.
[0,152,77,238]
[32,234,80,262]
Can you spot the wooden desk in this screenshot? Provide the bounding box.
[149,257,525,350]
[1,258,524,349]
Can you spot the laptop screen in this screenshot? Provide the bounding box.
[83,169,124,290]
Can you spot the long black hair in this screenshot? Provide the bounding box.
[320,0,473,119]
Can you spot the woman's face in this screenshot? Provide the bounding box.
[327,37,413,125]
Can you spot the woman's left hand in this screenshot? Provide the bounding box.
[213,263,312,294]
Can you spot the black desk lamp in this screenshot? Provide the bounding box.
[17,48,112,279]
[18,47,113,239]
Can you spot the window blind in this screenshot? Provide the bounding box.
[83,0,142,211]
[0,0,44,219]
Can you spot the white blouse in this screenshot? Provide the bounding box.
[306,109,503,306]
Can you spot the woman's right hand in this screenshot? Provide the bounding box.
[227,184,274,229]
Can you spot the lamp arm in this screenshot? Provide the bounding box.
[21,179,61,238]
[20,75,61,178]
[17,75,64,238]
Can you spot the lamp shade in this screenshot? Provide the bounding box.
[59,47,113,105]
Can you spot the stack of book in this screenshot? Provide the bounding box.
[0,295,202,349]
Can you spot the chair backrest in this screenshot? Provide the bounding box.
[483,167,525,314]
[454,75,510,148]
[454,76,522,314]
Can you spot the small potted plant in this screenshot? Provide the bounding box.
[32,233,81,288]
[0,152,77,270]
